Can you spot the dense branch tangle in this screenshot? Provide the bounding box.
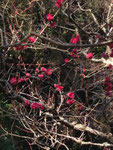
[0,0,113,149]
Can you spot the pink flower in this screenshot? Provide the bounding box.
[14,46,20,51]
[37,103,44,110]
[80,73,85,78]
[50,22,56,28]
[10,77,17,85]
[18,77,24,83]
[54,84,64,91]
[24,99,30,106]
[57,0,63,3]
[64,58,69,63]
[56,2,61,8]
[30,102,44,110]
[46,14,53,21]
[72,49,78,54]
[36,68,39,73]
[86,53,93,59]
[38,74,44,78]
[70,49,78,58]
[70,35,80,44]
[40,67,47,72]
[70,37,78,44]
[56,0,63,8]
[28,36,36,43]
[82,67,86,72]
[25,73,31,78]
[30,103,37,109]
[45,68,52,76]
[67,92,75,99]
[66,99,75,105]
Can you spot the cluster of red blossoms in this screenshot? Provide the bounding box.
[10,74,31,85]
[46,14,56,28]
[46,0,63,28]
[10,72,32,85]
[66,92,75,104]
[53,83,75,105]
[24,99,44,110]
[36,67,52,78]
[10,77,24,85]
[10,67,52,85]
[53,83,83,109]
[105,77,112,96]
[70,49,79,58]
[14,36,36,51]
[64,38,80,63]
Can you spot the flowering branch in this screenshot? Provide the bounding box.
[0,31,113,49]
